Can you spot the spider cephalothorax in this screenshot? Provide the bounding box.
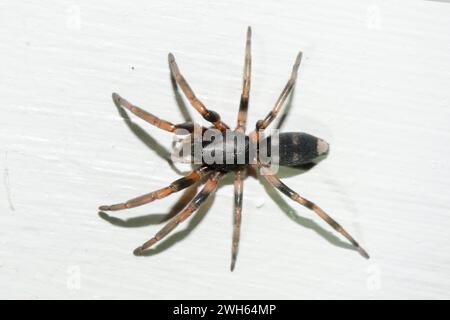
[99,27,369,270]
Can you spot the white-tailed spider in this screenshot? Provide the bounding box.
[99,27,369,270]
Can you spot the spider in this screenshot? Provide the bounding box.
[99,27,369,270]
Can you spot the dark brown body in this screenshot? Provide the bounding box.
[199,131,329,172]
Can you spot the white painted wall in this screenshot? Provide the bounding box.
[1,0,450,299]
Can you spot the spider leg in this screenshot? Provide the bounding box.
[262,170,369,259]
[112,93,205,133]
[99,167,212,211]
[168,53,229,132]
[134,171,225,254]
[236,26,252,133]
[231,168,245,271]
[255,52,302,132]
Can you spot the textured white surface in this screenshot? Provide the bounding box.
[1,0,450,299]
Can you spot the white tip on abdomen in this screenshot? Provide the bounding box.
[317,139,330,155]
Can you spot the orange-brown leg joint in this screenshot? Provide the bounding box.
[134,172,224,254]
[99,167,211,212]
[264,173,369,259]
[113,93,177,132]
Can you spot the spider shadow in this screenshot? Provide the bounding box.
[99,183,218,256]
[111,70,195,175]
[100,70,212,256]
[169,71,193,123]
[99,186,198,228]
[258,165,356,254]
[263,81,356,253]
[137,186,218,256]
[274,80,296,131]
[113,98,184,175]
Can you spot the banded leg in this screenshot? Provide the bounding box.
[263,171,369,259]
[99,167,211,211]
[134,171,225,254]
[168,53,229,131]
[255,52,302,132]
[236,26,252,133]
[112,92,204,133]
[231,169,245,271]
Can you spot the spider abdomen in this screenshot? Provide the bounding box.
[261,132,329,166]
